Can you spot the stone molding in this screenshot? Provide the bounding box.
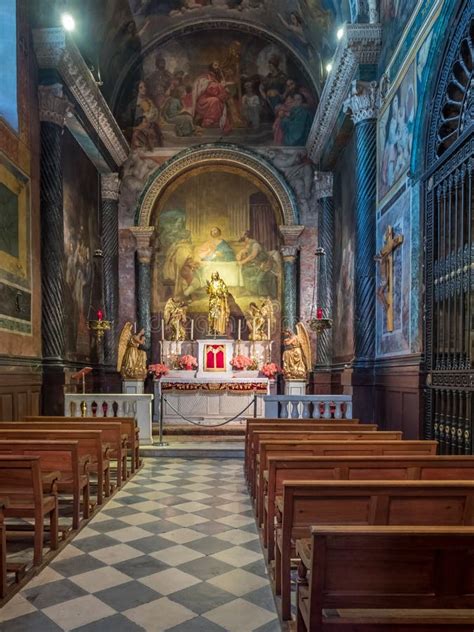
[280,245,299,263]
[101,173,120,201]
[306,22,381,163]
[314,172,334,199]
[343,80,379,124]
[33,28,129,168]
[279,225,305,247]
[130,226,155,264]
[38,84,72,127]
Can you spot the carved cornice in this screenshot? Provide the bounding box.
[129,226,155,264]
[306,22,382,163]
[33,28,129,168]
[314,171,334,199]
[343,80,379,123]
[38,84,72,127]
[279,225,305,246]
[101,173,120,201]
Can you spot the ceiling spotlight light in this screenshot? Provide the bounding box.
[61,13,75,31]
[326,63,333,73]
[337,27,345,41]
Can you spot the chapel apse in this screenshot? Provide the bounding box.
[151,166,282,340]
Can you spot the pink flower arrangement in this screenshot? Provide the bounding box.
[230,354,254,370]
[178,354,198,370]
[260,362,281,378]
[148,363,169,378]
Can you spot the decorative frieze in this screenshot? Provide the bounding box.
[101,173,120,201]
[313,172,334,200]
[38,84,71,127]
[343,80,379,124]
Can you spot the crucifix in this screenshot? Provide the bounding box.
[375,225,404,332]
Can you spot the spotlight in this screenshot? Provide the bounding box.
[61,13,75,31]
[326,63,333,73]
[337,26,345,41]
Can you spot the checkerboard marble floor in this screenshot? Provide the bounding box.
[0,458,281,632]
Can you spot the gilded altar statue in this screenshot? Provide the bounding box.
[282,322,312,380]
[206,271,230,336]
[117,322,148,380]
[164,297,187,340]
[247,298,274,341]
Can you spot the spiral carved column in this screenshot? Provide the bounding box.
[314,172,334,368]
[101,173,120,366]
[39,85,70,361]
[344,81,378,366]
[130,227,155,354]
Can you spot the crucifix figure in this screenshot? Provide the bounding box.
[375,225,404,332]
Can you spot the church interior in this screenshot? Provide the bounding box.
[0,0,473,629]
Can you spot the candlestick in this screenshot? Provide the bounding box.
[252,318,256,342]
[133,321,137,333]
[317,307,323,320]
[97,309,103,322]
[267,318,271,340]
[190,319,194,341]
[237,319,241,341]
[161,319,165,341]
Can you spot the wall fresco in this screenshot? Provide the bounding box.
[379,0,419,71]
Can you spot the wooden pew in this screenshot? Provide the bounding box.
[0,456,59,566]
[245,422,374,482]
[244,418,361,478]
[264,454,474,559]
[276,480,474,620]
[0,429,109,505]
[26,416,141,473]
[296,526,474,631]
[0,441,90,530]
[0,497,7,597]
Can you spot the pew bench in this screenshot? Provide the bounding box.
[263,454,474,559]
[0,456,59,567]
[0,429,109,505]
[296,526,474,631]
[276,479,474,620]
[0,440,90,530]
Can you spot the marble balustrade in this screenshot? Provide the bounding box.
[263,394,353,420]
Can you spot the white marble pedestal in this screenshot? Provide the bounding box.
[284,379,307,395]
[122,380,145,394]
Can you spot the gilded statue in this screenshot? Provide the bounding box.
[282,322,312,380]
[164,297,187,340]
[117,322,147,380]
[206,271,230,336]
[247,298,274,341]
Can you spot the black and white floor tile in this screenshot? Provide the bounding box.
[0,459,281,632]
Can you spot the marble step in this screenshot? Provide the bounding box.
[140,440,244,459]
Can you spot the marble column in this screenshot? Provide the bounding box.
[130,227,155,354]
[314,172,334,369]
[344,81,378,366]
[279,226,304,330]
[101,173,120,366]
[38,84,71,361]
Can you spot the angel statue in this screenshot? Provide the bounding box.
[282,322,312,380]
[247,298,274,341]
[117,322,147,380]
[207,271,230,336]
[164,297,188,341]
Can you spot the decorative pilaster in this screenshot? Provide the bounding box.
[101,173,120,365]
[130,227,155,353]
[39,84,71,360]
[344,81,378,366]
[314,172,334,368]
[279,226,304,330]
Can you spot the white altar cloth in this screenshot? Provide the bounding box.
[154,376,269,426]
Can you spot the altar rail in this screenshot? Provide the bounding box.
[64,394,154,445]
[263,395,353,420]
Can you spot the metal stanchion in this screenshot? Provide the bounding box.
[253,393,257,418]
[156,392,169,447]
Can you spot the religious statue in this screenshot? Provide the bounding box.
[282,322,311,380]
[117,322,148,380]
[206,271,230,336]
[375,225,404,332]
[164,297,188,340]
[246,298,274,341]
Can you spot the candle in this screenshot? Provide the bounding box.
[267,318,271,340]
[161,319,165,341]
[317,307,323,320]
[133,321,137,333]
[253,318,256,341]
[237,319,241,341]
[97,309,103,322]
[190,319,194,340]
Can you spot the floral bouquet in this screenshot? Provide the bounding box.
[230,354,254,370]
[148,363,169,379]
[177,354,198,371]
[260,362,281,379]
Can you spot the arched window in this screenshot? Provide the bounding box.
[0,0,18,131]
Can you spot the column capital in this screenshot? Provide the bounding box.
[314,172,334,200]
[279,225,304,247]
[38,83,72,127]
[343,80,378,124]
[130,226,155,264]
[280,245,299,263]
[101,173,120,201]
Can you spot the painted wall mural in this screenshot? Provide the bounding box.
[63,130,100,361]
[379,0,419,70]
[378,60,415,203]
[116,29,318,149]
[151,166,282,338]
